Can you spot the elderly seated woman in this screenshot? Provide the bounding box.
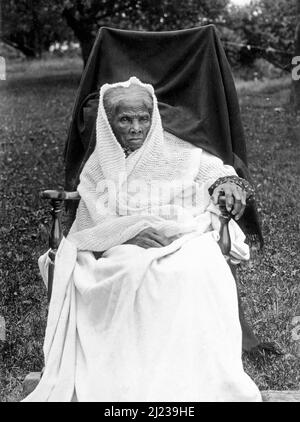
[24,77,261,402]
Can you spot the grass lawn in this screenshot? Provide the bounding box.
[0,59,299,401]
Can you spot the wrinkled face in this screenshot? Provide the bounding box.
[104,85,153,152]
[110,97,152,151]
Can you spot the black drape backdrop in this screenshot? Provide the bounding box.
[63,24,263,243]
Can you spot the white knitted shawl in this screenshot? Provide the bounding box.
[68,77,234,252]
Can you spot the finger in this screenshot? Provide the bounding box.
[235,190,247,220]
[141,228,155,235]
[232,199,242,217]
[231,187,242,216]
[145,228,167,238]
[148,232,170,247]
[143,238,163,248]
[211,186,222,205]
[163,235,178,246]
[135,237,161,248]
[240,189,247,206]
[235,203,246,221]
[223,187,234,212]
[168,234,181,242]
[147,228,175,246]
[147,228,163,236]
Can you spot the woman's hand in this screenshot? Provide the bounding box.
[211,182,247,220]
[124,228,178,249]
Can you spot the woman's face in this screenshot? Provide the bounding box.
[110,96,152,152]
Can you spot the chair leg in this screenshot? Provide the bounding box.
[47,198,63,303]
[229,265,260,352]
[237,291,260,352]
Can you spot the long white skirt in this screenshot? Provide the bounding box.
[24,230,261,402]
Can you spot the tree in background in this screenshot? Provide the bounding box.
[0,0,297,75]
[223,0,296,72]
[61,0,229,64]
[1,0,229,62]
[1,0,73,58]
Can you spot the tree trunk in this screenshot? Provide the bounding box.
[291,0,300,111]
[62,7,95,67]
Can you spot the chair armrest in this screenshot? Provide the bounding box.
[217,195,231,257]
[40,190,80,302]
[217,195,254,260]
[40,190,80,201]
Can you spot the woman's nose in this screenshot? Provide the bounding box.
[130,119,142,133]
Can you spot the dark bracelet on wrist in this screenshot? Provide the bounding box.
[208,175,255,199]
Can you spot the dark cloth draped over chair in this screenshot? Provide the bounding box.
[64,24,263,244]
[63,24,266,352]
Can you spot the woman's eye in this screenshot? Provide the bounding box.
[120,116,129,122]
[141,116,149,122]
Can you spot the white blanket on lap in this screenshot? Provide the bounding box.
[24,227,261,402]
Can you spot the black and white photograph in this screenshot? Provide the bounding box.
[0,0,299,404]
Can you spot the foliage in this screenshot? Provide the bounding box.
[61,0,229,31]
[1,0,298,71]
[1,0,229,62]
[1,0,73,58]
[61,0,229,63]
[224,0,298,71]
